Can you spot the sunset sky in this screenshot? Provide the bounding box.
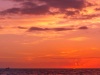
[0,0,100,68]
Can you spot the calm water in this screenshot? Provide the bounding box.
[0,68,100,75]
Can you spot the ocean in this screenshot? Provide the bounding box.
[0,68,100,75]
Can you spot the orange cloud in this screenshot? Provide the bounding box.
[68,37,89,41]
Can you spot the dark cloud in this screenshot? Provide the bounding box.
[21,5,50,15]
[11,0,32,2]
[95,8,100,11]
[65,10,79,16]
[0,5,50,15]
[73,14,100,20]
[39,0,93,16]
[0,0,49,15]
[28,27,74,32]
[52,28,73,31]
[28,27,48,31]
[0,0,93,15]
[17,26,27,29]
[40,0,90,10]
[78,26,88,30]
[1,8,20,15]
[22,1,37,8]
[11,0,24,2]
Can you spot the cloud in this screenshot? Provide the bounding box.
[73,14,100,20]
[1,8,20,14]
[65,10,79,16]
[0,0,93,16]
[17,26,27,29]
[0,0,49,15]
[0,5,50,15]
[22,1,37,8]
[95,8,100,11]
[78,26,88,30]
[21,5,50,15]
[10,0,30,2]
[52,28,73,31]
[40,0,91,10]
[68,37,89,41]
[1,0,98,21]
[39,0,93,16]
[27,26,89,32]
[28,27,48,31]
[28,27,74,32]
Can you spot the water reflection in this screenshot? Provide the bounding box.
[0,68,100,75]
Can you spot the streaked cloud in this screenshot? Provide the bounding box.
[27,26,89,32]
[17,26,27,29]
[78,26,88,30]
[68,37,89,41]
[28,27,74,32]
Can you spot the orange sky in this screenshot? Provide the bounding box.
[0,0,100,68]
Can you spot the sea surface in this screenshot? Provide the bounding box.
[0,68,100,75]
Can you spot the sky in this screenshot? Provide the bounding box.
[0,0,100,68]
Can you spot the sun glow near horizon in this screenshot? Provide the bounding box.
[0,0,100,68]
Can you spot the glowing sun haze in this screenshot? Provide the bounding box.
[0,0,100,68]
